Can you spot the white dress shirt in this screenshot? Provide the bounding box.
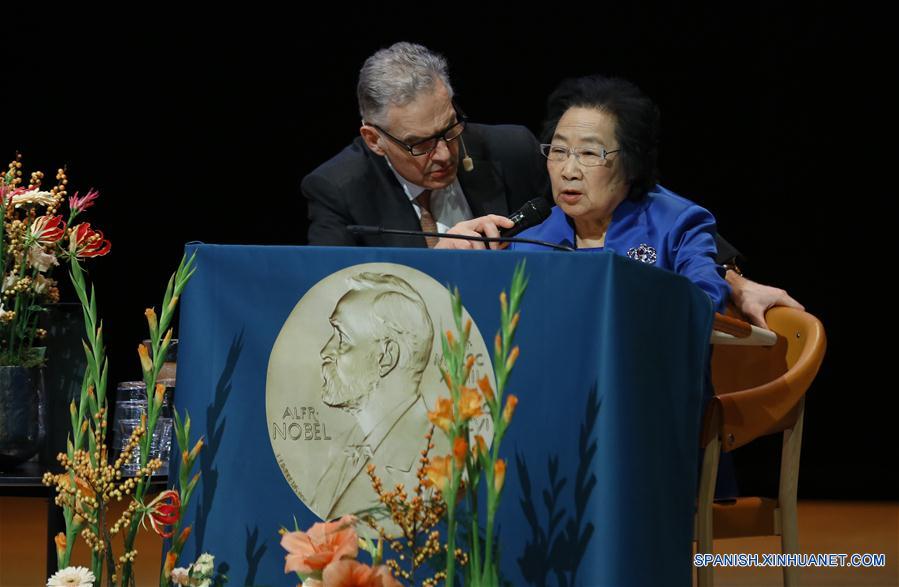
[385,158,474,232]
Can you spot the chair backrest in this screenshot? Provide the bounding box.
[709,307,826,452]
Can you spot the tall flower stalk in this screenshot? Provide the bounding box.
[46,251,199,586]
[17,154,204,585]
[159,407,204,586]
[427,261,527,587]
[42,178,114,575]
[119,252,197,586]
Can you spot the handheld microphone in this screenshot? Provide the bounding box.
[459,136,474,172]
[499,198,553,238]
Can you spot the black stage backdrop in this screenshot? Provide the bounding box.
[3,9,890,499]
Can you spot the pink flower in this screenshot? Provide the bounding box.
[280,516,358,576]
[68,189,100,214]
[29,215,66,245]
[68,222,111,258]
[321,560,402,587]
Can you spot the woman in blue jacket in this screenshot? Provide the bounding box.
[512,75,729,312]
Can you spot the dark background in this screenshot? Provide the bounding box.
[4,9,889,499]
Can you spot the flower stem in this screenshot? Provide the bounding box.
[123,252,196,586]
[446,495,457,587]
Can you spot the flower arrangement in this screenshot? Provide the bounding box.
[1,153,108,366]
[15,151,211,585]
[424,261,525,587]
[42,252,201,586]
[280,263,528,587]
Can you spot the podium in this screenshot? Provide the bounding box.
[175,244,714,586]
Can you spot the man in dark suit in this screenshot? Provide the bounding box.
[303,42,547,250]
[304,123,548,248]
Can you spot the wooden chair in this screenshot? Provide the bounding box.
[696,307,827,587]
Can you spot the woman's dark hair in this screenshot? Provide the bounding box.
[542,75,660,200]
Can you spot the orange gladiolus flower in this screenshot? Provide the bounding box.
[153,383,166,409]
[424,455,452,493]
[54,532,66,560]
[321,560,402,587]
[427,397,453,432]
[505,346,520,371]
[440,367,453,391]
[464,354,476,379]
[144,308,158,333]
[472,434,488,459]
[55,473,94,498]
[453,437,468,469]
[494,459,507,493]
[188,437,205,462]
[459,386,483,420]
[176,525,192,545]
[57,474,95,516]
[138,344,152,373]
[164,551,178,577]
[477,375,495,402]
[73,475,95,499]
[502,394,519,424]
[280,515,358,575]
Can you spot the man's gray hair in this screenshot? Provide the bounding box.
[347,272,434,380]
[357,42,454,125]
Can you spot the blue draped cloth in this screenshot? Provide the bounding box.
[174,244,713,586]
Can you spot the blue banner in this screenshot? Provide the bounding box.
[175,244,712,586]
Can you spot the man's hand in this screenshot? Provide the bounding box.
[727,271,805,328]
[434,215,514,250]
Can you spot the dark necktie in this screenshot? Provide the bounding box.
[416,189,439,248]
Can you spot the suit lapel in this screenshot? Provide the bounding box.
[458,159,510,218]
[364,149,428,247]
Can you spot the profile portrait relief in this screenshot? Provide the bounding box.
[315,272,433,518]
[266,263,495,525]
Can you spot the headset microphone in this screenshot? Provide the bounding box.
[459,136,474,172]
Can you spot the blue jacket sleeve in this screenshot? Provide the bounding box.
[666,205,731,312]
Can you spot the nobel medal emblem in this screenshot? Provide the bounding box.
[266,264,495,529]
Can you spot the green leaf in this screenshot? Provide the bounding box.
[452,287,463,332]
[98,359,108,406]
[162,274,175,314]
[173,409,186,450]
